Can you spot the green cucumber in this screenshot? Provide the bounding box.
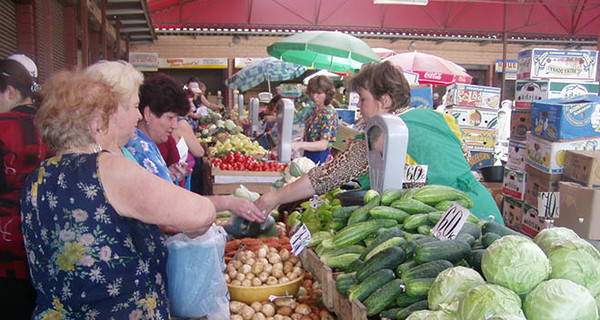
[382,189,409,205]
[357,246,406,282]
[335,272,358,296]
[391,198,437,214]
[395,293,424,308]
[396,260,418,278]
[348,269,396,302]
[458,222,482,240]
[413,239,471,264]
[348,194,381,225]
[360,227,405,260]
[332,205,360,219]
[455,233,476,246]
[320,245,365,264]
[467,249,485,273]
[370,206,410,223]
[363,237,407,261]
[417,224,432,235]
[324,253,361,270]
[308,231,332,247]
[346,258,365,273]
[403,214,430,231]
[481,221,522,237]
[364,279,405,316]
[380,307,401,320]
[482,232,501,248]
[396,300,429,320]
[332,219,398,249]
[401,260,453,282]
[405,277,435,298]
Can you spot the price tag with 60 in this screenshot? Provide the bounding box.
[404,165,428,183]
[290,223,312,256]
[431,203,470,240]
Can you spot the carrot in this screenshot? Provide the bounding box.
[225,239,242,251]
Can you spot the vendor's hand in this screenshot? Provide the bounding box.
[291,141,303,152]
[168,162,188,182]
[255,192,279,215]
[227,196,265,222]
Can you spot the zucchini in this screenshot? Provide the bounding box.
[455,233,475,246]
[324,253,361,270]
[332,205,360,219]
[382,189,408,205]
[363,237,406,261]
[346,259,365,273]
[332,219,397,249]
[413,239,471,264]
[467,249,485,273]
[335,272,358,296]
[395,293,424,308]
[403,214,430,231]
[481,221,521,237]
[348,269,396,302]
[380,307,401,320]
[396,260,418,278]
[390,198,437,214]
[357,246,406,282]
[482,232,501,248]
[413,184,473,207]
[364,279,405,316]
[405,277,435,298]
[370,206,410,223]
[417,225,432,236]
[320,245,365,264]
[458,222,482,240]
[396,300,429,320]
[401,260,453,282]
[308,231,331,247]
[347,196,381,225]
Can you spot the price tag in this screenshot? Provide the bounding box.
[290,223,312,256]
[538,192,560,219]
[404,165,428,183]
[431,203,470,240]
[309,195,324,209]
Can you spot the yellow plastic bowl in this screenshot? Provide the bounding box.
[228,274,304,304]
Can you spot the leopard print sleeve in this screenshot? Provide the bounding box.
[308,138,370,195]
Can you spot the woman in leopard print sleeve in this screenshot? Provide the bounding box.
[256,62,501,222]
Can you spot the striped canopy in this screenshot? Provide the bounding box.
[225,57,307,92]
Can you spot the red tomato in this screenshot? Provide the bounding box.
[219,163,228,170]
[234,153,245,163]
[225,153,235,164]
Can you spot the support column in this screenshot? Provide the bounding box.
[64,6,78,68]
[90,33,99,63]
[43,0,54,75]
[15,3,36,59]
[80,0,89,68]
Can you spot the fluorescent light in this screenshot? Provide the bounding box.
[374,0,428,5]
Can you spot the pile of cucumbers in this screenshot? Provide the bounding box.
[307,185,520,319]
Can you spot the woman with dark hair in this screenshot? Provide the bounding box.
[256,61,502,223]
[293,75,339,164]
[0,55,52,319]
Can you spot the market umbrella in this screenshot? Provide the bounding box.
[373,47,399,60]
[225,57,307,93]
[384,51,472,85]
[303,69,343,85]
[267,31,381,74]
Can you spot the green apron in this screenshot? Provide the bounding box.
[356,109,502,224]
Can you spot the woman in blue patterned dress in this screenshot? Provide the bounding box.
[292,75,339,164]
[19,69,219,319]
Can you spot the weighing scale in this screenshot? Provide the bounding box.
[249,97,260,136]
[277,98,294,163]
[216,90,222,107]
[237,94,244,119]
[365,114,410,193]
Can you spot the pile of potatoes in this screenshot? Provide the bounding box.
[229,298,334,320]
[226,245,304,287]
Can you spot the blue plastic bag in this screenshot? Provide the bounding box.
[166,226,230,319]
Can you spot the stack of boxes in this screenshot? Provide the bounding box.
[444,83,502,170]
[502,48,600,237]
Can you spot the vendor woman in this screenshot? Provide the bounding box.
[256,61,502,223]
[293,75,339,164]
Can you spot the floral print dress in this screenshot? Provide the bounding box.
[20,152,170,319]
[125,128,172,182]
[303,104,338,164]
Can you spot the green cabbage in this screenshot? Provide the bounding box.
[457,283,524,320]
[428,266,485,314]
[406,310,456,320]
[547,237,600,297]
[481,235,550,294]
[524,279,598,320]
[488,313,527,320]
[533,227,580,253]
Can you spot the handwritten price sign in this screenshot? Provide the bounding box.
[538,192,560,219]
[404,165,428,183]
[431,203,470,240]
[290,223,312,255]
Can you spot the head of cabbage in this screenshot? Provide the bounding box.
[457,283,524,320]
[524,279,598,320]
[428,266,485,314]
[406,310,455,320]
[481,235,550,294]
[547,237,600,297]
[533,227,580,253]
[488,313,527,320]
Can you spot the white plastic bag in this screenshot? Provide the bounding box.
[166,225,230,319]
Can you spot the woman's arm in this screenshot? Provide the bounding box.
[206,195,265,222]
[174,120,205,158]
[201,95,220,111]
[254,175,315,214]
[292,139,329,152]
[100,153,216,235]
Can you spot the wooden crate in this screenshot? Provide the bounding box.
[213,183,274,195]
[205,161,280,195]
[332,273,368,320]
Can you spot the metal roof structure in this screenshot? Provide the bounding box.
[106,0,156,44]
[147,0,600,46]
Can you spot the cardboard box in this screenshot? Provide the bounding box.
[468,151,494,171]
[517,48,599,81]
[514,79,599,109]
[410,86,434,110]
[510,109,531,140]
[462,127,497,152]
[331,124,359,151]
[507,139,527,170]
[521,203,554,238]
[503,167,527,200]
[524,164,562,209]
[525,132,600,174]
[563,150,600,187]
[502,195,524,230]
[530,95,600,140]
[445,84,502,109]
[555,181,600,240]
[451,106,498,129]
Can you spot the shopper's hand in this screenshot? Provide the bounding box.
[168,162,188,182]
[227,196,265,222]
[291,141,303,152]
[255,192,279,215]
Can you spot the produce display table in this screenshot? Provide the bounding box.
[202,158,279,195]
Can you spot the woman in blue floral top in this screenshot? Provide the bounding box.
[292,75,339,164]
[20,67,218,319]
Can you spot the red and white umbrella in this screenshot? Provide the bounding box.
[372,47,399,60]
[384,51,472,85]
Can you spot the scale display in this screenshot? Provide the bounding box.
[277,98,294,163]
[249,97,259,136]
[366,114,410,193]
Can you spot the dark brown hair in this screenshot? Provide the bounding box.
[307,75,336,106]
[139,73,190,117]
[0,59,36,102]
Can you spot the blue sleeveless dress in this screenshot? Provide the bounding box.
[20,152,170,319]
